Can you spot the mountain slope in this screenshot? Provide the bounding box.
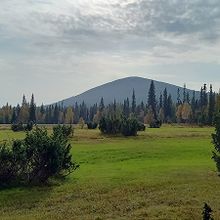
[57,76,199,107]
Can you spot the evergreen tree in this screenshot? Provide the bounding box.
[208,84,215,125]
[163,88,168,121]
[11,107,17,124]
[183,84,186,103]
[186,92,190,104]
[123,98,130,118]
[131,89,136,114]
[191,91,196,122]
[29,94,36,123]
[177,88,181,105]
[53,104,59,124]
[159,93,163,109]
[167,94,173,121]
[148,80,157,119]
[99,97,105,112]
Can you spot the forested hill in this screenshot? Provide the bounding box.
[56,76,199,106]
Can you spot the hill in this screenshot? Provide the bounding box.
[56,76,199,106]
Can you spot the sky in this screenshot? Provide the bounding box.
[1,0,220,105]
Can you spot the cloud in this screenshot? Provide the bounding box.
[0,0,220,105]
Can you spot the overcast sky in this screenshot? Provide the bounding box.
[1,0,220,105]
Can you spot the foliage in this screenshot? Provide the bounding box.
[149,119,162,128]
[11,121,33,132]
[53,124,74,138]
[202,203,214,220]
[87,122,98,129]
[121,116,139,136]
[137,122,146,131]
[99,115,140,136]
[212,113,220,172]
[0,127,78,186]
[99,116,121,135]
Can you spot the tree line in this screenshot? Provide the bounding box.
[0,81,218,126]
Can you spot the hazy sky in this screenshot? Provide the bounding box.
[1,0,220,105]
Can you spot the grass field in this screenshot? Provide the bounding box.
[0,125,220,220]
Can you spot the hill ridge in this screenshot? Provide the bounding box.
[56,76,199,107]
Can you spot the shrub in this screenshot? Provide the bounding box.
[212,113,220,173]
[99,117,121,135]
[53,124,74,138]
[11,122,24,132]
[25,121,34,131]
[138,122,146,131]
[121,116,139,136]
[202,203,214,220]
[0,126,79,186]
[99,116,140,136]
[11,122,34,132]
[149,119,162,128]
[87,122,98,129]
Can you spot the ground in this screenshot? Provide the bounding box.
[0,125,219,220]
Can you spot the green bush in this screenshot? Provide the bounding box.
[53,124,74,138]
[121,116,139,136]
[99,116,140,136]
[99,117,121,135]
[87,122,98,129]
[0,126,79,186]
[212,113,220,173]
[149,119,162,128]
[11,122,33,132]
[137,122,146,131]
[202,203,214,220]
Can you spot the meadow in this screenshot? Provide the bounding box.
[0,125,219,220]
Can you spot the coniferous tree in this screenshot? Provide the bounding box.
[208,84,215,125]
[123,98,130,118]
[53,104,59,124]
[183,84,186,103]
[177,88,181,105]
[29,94,36,123]
[148,80,157,119]
[186,92,190,104]
[159,93,163,109]
[191,91,196,122]
[163,88,168,121]
[11,107,17,124]
[131,89,136,114]
[99,97,105,112]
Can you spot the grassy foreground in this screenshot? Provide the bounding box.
[0,125,220,219]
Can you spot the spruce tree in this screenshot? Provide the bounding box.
[183,84,186,103]
[208,84,215,125]
[159,93,163,109]
[191,91,196,122]
[11,107,17,124]
[131,89,136,114]
[29,94,36,123]
[99,97,105,112]
[53,104,59,124]
[148,80,157,119]
[177,88,181,105]
[163,88,168,121]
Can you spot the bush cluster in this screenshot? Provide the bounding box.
[99,116,145,136]
[0,126,78,186]
[53,124,74,138]
[149,119,162,128]
[11,122,33,132]
[86,122,98,129]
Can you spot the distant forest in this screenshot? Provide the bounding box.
[0,81,218,126]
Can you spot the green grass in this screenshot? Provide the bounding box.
[0,125,220,219]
